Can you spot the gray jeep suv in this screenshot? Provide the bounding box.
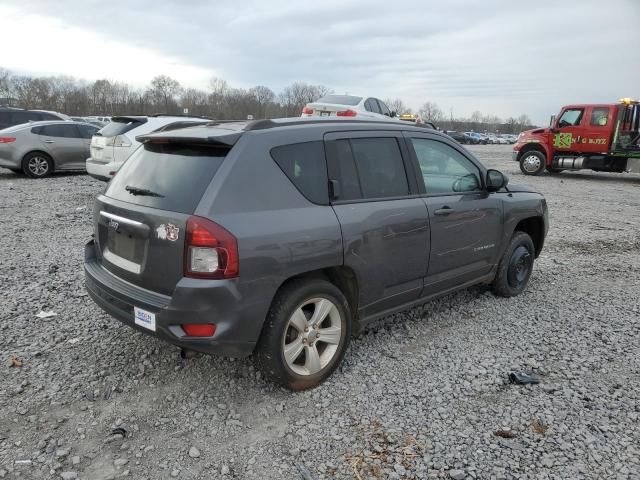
[84,117,548,390]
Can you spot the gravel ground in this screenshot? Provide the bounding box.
[1,145,639,480]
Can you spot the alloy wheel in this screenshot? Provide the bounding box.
[282,297,342,376]
[28,156,49,176]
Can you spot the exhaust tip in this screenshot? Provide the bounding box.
[180,348,199,359]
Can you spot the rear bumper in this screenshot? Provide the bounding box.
[86,158,116,181]
[0,157,20,169]
[84,240,256,357]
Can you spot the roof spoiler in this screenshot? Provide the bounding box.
[136,132,242,146]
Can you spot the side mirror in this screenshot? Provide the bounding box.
[390,111,396,118]
[486,169,508,192]
[549,114,556,127]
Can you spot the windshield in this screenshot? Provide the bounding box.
[316,95,362,106]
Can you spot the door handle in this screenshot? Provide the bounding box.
[43,140,55,144]
[434,206,453,216]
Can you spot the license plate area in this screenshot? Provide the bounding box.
[319,111,331,117]
[134,306,156,331]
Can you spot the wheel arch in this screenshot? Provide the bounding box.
[22,150,55,170]
[516,143,551,166]
[272,266,360,326]
[513,216,545,258]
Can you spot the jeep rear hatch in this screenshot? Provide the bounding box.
[95,140,233,294]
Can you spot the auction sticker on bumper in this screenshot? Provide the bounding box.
[134,307,156,331]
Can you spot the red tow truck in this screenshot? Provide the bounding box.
[513,98,640,175]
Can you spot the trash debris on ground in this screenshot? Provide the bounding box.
[104,427,127,443]
[494,429,517,439]
[509,371,540,385]
[7,356,22,368]
[295,462,317,480]
[35,310,57,319]
[530,419,548,435]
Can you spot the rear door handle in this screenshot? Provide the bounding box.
[434,206,453,216]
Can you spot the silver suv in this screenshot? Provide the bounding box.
[84,118,548,390]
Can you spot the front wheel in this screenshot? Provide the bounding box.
[254,279,351,390]
[492,231,535,297]
[519,151,546,175]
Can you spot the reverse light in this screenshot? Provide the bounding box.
[0,137,16,143]
[184,216,239,279]
[302,106,314,115]
[182,323,216,337]
[336,109,357,117]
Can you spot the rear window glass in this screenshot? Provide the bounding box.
[350,138,409,198]
[105,143,228,214]
[270,141,328,205]
[316,95,362,106]
[99,118,146,137]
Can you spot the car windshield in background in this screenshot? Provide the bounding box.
[105,143,227,214]
[99,117,147,137]
[316,95,362,106]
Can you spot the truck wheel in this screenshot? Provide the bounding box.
[492,231,535,297]
[254,279,351,391]
[519,151,546,175]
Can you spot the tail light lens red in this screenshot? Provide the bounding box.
[184,216,239,279]
[0,137,16,143]
[336,109,357,117]
[301,106,314,115]
[182,323,216,337]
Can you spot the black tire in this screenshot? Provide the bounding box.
[22,152,53,178]
[254,278,352,390]
[8,168,22,174]
[492,231,535,298]
[519,150,546,176]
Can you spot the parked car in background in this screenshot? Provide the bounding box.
[71,116,109,128]
[486,133,498,144]
[444,130,470,144]
[0,120,99,177]
[84,116,548,390]
[465,132,486,144]
[301,94,398,121]
[0,107,70,130]
[501,134,517,144]
[495,135,510,144]
[86,115,211,181]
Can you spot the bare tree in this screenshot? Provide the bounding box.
[0,68,11,104]
[148,75,182,113]
[384,98,407,115]
[418,102,444,123]
[249,85,275,118]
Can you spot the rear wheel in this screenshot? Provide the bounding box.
[254,279,351,390]
[22,152,53,178]
[519,151,546,176]
[492,231,535,297]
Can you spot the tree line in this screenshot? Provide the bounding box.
[0,67,535,132]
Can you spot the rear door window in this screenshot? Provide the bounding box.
[105,143,228,214]
[77,124,99,139]
[377,99,391,116]
[327,137,409,200]
[364,98,381,114]
[38,124,82,138]
[99,117,147,137]
[270,141,328,205]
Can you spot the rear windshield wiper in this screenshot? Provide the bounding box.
[125,185,164,197]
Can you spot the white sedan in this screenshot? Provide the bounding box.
[301,95,398,121]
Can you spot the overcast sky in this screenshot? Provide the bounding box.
[3,0,640,123]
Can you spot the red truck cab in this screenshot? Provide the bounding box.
[513,99,640,175]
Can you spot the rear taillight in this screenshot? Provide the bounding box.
[336,109,357,117]
[184,216,239,279]
[182,323,216,337]
[301,106,314,115]
[105,135,131,147]
[0,137,16,143]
